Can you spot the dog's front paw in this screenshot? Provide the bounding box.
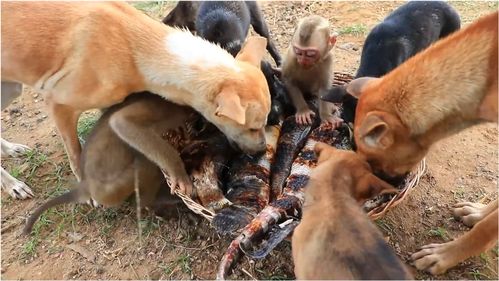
[3,177,34,199]
[411,242,459,275]
[453,202,489,227]
[2,142,31,158]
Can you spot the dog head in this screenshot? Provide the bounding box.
[313,142,398,203]
[211,36,271,154]
[337,77,427,177]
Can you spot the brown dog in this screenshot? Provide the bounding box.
[1,2,270,195]
[323,11,498,274]
[292,143,413,280]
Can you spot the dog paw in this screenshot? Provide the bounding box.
[86,198,102,208]
[411,242,458,275]
[453,202,488,227]
[3,142,31,158]
[4,179,34,199]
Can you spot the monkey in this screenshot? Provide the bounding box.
[323,1,461,123]
[162,1,200,32]
[281,15,342,127]
[22,93,211,235]
[195,1,282,66]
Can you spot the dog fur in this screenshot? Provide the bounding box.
[329,11,498,275]
[22,93,199,235]
[325,1,461,123]
[2,2,271,196]
[292,143,413,280]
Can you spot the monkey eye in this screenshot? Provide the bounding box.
[305,50,318,58]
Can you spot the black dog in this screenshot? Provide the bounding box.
[195,1,282,66]
[324,1,461,123]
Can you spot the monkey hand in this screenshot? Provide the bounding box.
[322,115,344,130]
[295,109,316,125]
[162,170,194,198]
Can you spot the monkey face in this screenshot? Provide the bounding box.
[293,45,320,67]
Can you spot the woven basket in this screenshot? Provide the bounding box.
[172,71,426,221]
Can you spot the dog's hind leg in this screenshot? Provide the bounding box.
[453,199,498,227]
[46,101,83,181]
[1,166,33,199]
[411,208,498,275]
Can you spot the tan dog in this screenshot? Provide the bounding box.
[292,143,413,280]
[1,2,270,196]
[323,11,498,274]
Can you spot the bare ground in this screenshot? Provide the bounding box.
[1,1,498,280]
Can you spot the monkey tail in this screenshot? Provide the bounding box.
[22,182,88,235]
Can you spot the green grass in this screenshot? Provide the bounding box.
[131,1,169,15]
[469,268,491,280]
[159,253,192,277]
[428,227,449,240]
[77,113,100,143]
[339,24,367,36]
[24,149,47,179]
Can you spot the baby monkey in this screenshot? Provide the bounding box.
[282,15,342,127]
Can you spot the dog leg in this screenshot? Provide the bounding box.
[411,208,498,275]
[47,101,82,181]
[1,166,34,199]
[1,138,31,157]
[453,199,498,227]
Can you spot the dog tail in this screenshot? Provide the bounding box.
[22,182,89,235]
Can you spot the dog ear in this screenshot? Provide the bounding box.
[357,173,398,201]
[215,89,246,125]
[357,112,394,150]
[235,36,268,67]
[346,77,379,98]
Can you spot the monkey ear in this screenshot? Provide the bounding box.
[346,77,379,98]
[215,89,247,125]
[321,86,348,103]
[329,32,338,47]
[357,112,394,150]
[235,36,268,67]
[357,173,398,201]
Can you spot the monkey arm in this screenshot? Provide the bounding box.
[283,78,310,113]
[108,106,193,196]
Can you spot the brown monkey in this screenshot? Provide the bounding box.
[281,15,342,127]
[23,93,205,235]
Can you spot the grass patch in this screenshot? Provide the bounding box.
[339,24,367,36]
[160,253,192,277]
[469,268,491,280]
[131,1,169,16]
[428,227,449,240]
[24,149,47,178]
[77,113,100,143]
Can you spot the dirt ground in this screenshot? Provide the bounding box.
[1,1,498,280]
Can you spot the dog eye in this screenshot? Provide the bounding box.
[250,128,259,133]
